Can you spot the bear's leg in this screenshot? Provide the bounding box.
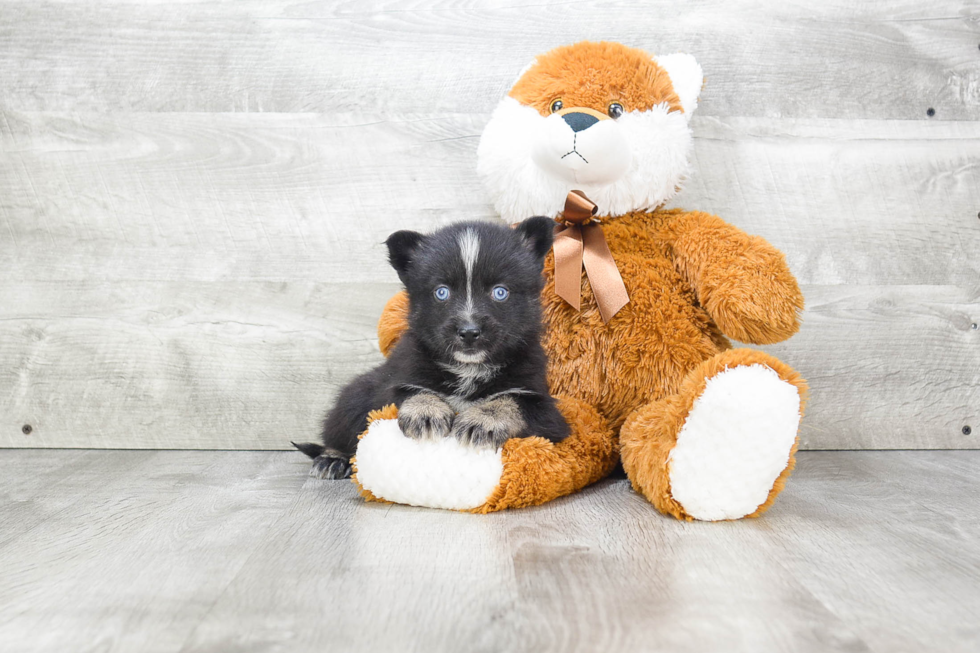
[619,349,807,521]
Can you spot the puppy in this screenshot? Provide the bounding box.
[294,217,570,479]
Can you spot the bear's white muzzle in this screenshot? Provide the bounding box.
[531,113,632,185]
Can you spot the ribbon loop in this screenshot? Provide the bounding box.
[552,191,630,323]
[562,190,598,225]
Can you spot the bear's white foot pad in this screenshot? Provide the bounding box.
[355,419,503,511]
[668,364,801,521]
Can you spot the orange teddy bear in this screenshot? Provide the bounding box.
[365,41,807,521]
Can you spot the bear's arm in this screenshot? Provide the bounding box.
[660,210,804,345]
[377,290,410,357]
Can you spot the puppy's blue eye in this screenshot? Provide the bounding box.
[434,285,450,301]
[491,285,509,301]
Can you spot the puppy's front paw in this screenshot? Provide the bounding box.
[398,393,455,440]
[451,396,526,449]
[310,453,352,480]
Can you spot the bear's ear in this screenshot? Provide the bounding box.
[509,59,538,88]
[386,230,426,285]
[515,216,555,265]
[654,53,703,121]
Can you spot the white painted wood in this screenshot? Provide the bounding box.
[769,285,980,450]
[0,450,977,652]
[0,111,491,284]
[0,281,401,449]
[1,1,978,449]
[0,1,976,120]
[678,118,980,287]
[2,115,977,449]
[2,282,976,450]
[1,114,978,286]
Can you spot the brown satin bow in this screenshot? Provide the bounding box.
[552,191,630,323]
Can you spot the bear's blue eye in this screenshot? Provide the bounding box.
[491,285,509,301]
[434,285,450,301]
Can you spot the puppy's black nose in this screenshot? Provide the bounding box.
[562,112,599,133]
[456,325,481,344]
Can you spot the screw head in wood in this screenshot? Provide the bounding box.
[972,323,978,330]
[964,426,973,436]
[22,424,33,435]
[926,108,935,117]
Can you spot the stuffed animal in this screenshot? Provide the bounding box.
[364,41,807,520]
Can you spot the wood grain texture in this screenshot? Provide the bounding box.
[2,282,977,450]
[0,450,978,652]
[682,118,980,287]
[2,114,977,449]
[772,285,980,450]
[1,1,978,450]
[0,281,401,448]
[1,1,977,120]
[0,451,300,652]
[2,113,978,286]
[0,449,104,548]
[0,111,490,283]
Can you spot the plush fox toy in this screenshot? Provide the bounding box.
[364,41,807,520]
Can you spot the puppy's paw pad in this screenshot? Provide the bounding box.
[310,455,352,480]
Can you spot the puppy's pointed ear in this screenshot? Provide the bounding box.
[386,230,426,285]
[515,216,555,265]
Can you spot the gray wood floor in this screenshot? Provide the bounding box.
[1,450,977,652]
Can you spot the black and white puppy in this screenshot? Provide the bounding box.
[294,217,570,479]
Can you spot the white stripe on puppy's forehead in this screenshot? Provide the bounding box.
[457,228,480,314]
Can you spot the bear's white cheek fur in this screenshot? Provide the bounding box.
[477,97,695,222]
[530,115,633,186]
[477,97,568,221]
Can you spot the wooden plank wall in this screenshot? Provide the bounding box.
[1,0,978,450]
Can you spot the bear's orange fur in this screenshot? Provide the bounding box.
[374,207,806,517]
[542,208,804,433]
[352,396,617,513]
[510,41,684,117]
[370,41,807,518]
[619,348,807,521]
[378,209,803,430]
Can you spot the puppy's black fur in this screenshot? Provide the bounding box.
[293,217,570,479]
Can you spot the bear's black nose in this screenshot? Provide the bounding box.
[456,325,481,344]
[562,112,599,133]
